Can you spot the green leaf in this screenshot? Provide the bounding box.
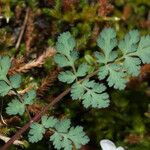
[98,64,128,90]
[96,28,150,90]
[9,74,22,88]
[107,73,127,90]
[0,74,22,97]
[0,56,11,80]
[118,32,150,74]
[94,51,105,64]
[50,120,89,150]
[97,28,117,63]
[61,136,72,150]
[94,51,118,64]
[50,132,64,150]
[96,28,118,83]
[54,119,71,133]
[71,82,85,100]
[50,119,72,150]
[56,32,75,57]
[118,30,140,54]
[123,57,141,76]
[6,98,25,115]
[28,123,45,143]
[0,81,12,96]
[54,32,78,70]
[136,35,150,63]
[58,71,76,84]
[41,116,58,128]
[82,80,109,108]
[54,54,71,67]
[23,90,36,105]
[98,65,109,80]
[71,80,109,108]
[68,126,90,149]
[76,63,89,77]
[70,51,79,62]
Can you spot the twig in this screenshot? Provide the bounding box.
[0,134,26,146]
[0,99,7,125]
[25,9,35,55]
[8,86,33,96]
[0,115,7,126]
[3,61,148,149]
[0,88,70,150]
[1,69,99,150]
[15,8,30,57]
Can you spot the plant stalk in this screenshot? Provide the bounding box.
[1,69,99,150]
[1,88,71,150]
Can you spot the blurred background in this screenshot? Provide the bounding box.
[0,0,150,150]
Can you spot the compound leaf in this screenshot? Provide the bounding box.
[68,126,90,149]
[71,80,109,108]
[6,98,25,115]
[41,116,58,128]
[27,117,89,150]
[50,120,89,150]
[58,71,76,84]
[50,119,72,150]
[82,80,109,108]
[28,123,45,143]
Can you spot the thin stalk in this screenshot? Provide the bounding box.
[68,55,78,82]
[1,88,71,150]
[1,69,99,150]
[14,7,30,57]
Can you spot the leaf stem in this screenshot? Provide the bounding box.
[1,88,71,150]
[68,55,78,82]
[1,70,99,150]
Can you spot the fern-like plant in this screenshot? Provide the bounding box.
[55,28,150,108]
[0,28,150,150]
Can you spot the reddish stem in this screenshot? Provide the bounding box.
[1,88,70,150]
[1,69,99,150]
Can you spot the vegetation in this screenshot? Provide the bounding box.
[0,0,150,150]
